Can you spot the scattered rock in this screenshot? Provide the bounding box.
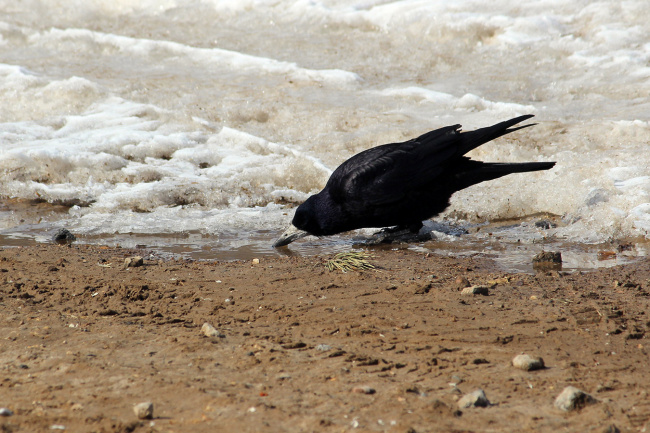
[453,276,471,290]
[625,331,645,340]
[461,285,489,296]
[448,386,462,396]
[487,277,509,286]
[52,228,76,245]
[595,381,618,393]
[281,342,307,349]
[535,220,557,229]
[554,386,597,411]
[597,251,616,260]
[449,375,463,386]
[601,425,620,433]
[124,256,144,268]
[405,385,427,396]
[252,258,260,264]
[70,403,84,411]
[201,322,225,338]
[533,251,562,264]
[458,389,490,408]
[414,282,433,294]
[352,385,376,394]
[431,399,462,417]
[133,402,154,419]
[512,354,545,371]
[0,408,13,416]
[315,344,332,352]
[98,309,120,317]
[276,373,292,381]
[616,243,633,252]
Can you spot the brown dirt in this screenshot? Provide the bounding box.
[0,244,649,433]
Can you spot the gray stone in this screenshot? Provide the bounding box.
[535,220,557,229]
[554,386,597,411]
[512,354,545,371]
[450,375,463,386]
[133,402,154,419]
[532,251,562,264]
[124,256,144,268]
[453,276,471,290]
[458,389,490,408]
[276,373,292,381]
[201,322,225,338]
[352,385,376,394]
[461,285,489,296]
[52,228,76,244]
[0,408,13,417]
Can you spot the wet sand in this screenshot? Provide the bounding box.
[0,244,649,432]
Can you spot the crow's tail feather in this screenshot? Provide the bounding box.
[457,115,536,156]
[452,160,555,192]
[478,161,556,173]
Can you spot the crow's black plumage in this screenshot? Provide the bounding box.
[273,115,555,247]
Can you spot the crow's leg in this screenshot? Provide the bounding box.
[376,221,424,235]
[367,221,430,244]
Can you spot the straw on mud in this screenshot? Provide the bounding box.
[325,251,375,273]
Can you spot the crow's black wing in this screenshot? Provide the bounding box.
[325,115,537,207]
[325,124,461,207]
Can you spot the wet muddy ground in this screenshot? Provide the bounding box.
[0,244,649,432]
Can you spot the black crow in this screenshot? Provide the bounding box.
[273,114,555,247]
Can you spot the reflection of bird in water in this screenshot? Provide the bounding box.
[273,115,555,248]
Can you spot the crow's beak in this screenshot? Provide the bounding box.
[272,224,310,248]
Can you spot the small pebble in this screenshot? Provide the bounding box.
[554,386,597,411]
[352,386,376,395]
[534,220,556,229]
[448,386,462,396]
[50,425,66,430]
[461,285,489,296]
[597,251,616,260]
[512,354,545,371]
[124,256,144,268]
[201,323,225,338]
[0,408,13,417]
[52,228,76,244]
[453,276,471,290]
[252,258,260,264]
[450,375,463,386]
[281,342,306,349]
[133,402,154,419]
[405,385,426,396]
[458,389,490,408]
[315,344,332,352]
[532,251,562,264]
